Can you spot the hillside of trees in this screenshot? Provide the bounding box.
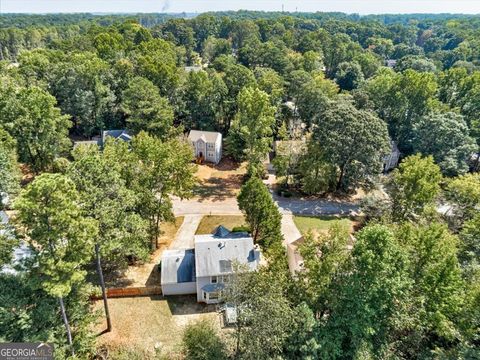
[0,11,479,359]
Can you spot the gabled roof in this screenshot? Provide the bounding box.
[188,130,222,144]
[161,249,196,284]
[194,232,260,278]
[102,130,132,144]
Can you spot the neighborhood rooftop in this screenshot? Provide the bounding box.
[194,232,260,278]
[188,130,222,143]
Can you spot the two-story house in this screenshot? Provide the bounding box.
[187,130,222,165]
[161,226,261,304]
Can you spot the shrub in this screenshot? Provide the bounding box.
[232,225,250,233]
[182,320,227,360]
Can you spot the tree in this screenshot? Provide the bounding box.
[387,154,442,222]
[49,52,116,137]
[182,320,227,360]
[110,132,196,249]
[0,86,71,172]
[67,145,148,332]
[395,222,464,356]
[445,173,480,227]
[297,223,350,317]
[14,174,97,356]
[412,112,477,176]
[310,100,390,192]
[319,224,411,359]
[363,69,438,153]
[334,61,364,91]
[395,55,437,73]
[228,87,275,176]
[121,77,175,139]
[134,39,179,96]
[237,176,283,250]
[0,129,20,207]
[296,73,338,128]
[222,266,296,360]
[176,70,227,131]
[254,67,285,105]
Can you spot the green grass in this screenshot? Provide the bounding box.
[293,215,352,235]
[195,215,246,235]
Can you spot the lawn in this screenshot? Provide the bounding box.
[293,215,352,236]
[95,295,219,359]
[195,215,246,235]
[157,216,185,248]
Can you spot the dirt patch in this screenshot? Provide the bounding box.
[193,159,246,201]
[95,295,220,358]
[195,215,246,235]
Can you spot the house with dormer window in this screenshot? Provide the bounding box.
[160,226,261,304]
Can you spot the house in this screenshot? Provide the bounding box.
[72,130,131,149]
[188,130,222,164]
[101,130,132,145]
[1,211,31,275]
[160,226,261,304]
[386,59,397,68]
[383,140,400,173]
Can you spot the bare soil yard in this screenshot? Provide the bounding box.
[193,158,246,201]
[94,295,220,358]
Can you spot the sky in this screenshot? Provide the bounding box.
[1,0,480,15]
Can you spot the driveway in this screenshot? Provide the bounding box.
[169,214,202,249]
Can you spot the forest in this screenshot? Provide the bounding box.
[0,10,479,359]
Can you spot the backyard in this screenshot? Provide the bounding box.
[94,295,220,359]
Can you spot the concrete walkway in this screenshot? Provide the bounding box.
[169,214,202,249]
[281,214,302,245]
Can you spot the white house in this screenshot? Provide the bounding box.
[188,130,222,165]
[160,226,261,304]
[1,211,31,275]
[383,140,401,173]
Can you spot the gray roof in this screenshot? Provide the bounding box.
[194,233,260,278]
[188,130,222,144]
[161,249,196,285]
[102,130,132,145]
[1,211,31,275]
[202,283,225,293]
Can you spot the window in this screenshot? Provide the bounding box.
[209,292,219,300]
[211,276,218,284]
[203,292,207,300]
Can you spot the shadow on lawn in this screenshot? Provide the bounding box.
[151,295,215,316]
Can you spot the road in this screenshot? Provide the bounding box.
[172,194,358,246]
[172,194,359,216]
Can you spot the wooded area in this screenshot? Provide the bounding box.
[0,10,479,359]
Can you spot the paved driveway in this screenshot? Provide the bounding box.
[169,214,202,249]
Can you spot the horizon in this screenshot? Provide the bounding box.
[1,0,480,15]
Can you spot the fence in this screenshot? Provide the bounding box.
[90,286,162,300]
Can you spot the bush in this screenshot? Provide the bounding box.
[232,225,250,233]
[182,320,227,360]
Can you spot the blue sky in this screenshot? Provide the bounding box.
[1,0,480,14]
